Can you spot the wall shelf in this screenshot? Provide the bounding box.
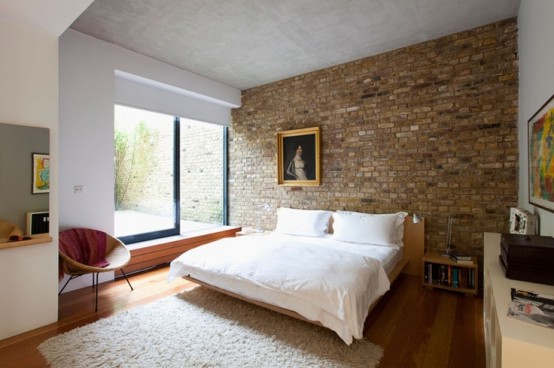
[0,234,52,250]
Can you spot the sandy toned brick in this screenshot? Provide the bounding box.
[229,18,518,258]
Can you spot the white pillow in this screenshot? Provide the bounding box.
[275,208,332,237]
[331,211,408,248]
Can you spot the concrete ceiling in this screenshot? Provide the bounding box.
[70,0,520,90]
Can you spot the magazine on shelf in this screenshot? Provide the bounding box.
[507,288,554,329]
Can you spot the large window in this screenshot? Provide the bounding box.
[180,119,226,231]
[114,105,226,243]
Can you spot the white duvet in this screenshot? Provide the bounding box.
[168,233,391,344]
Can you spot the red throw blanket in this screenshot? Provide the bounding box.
[59,228,111,280]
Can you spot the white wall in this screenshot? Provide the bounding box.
[0,19,59,340]
[518,0,554,236]
[59,31,118,234]
[58,30,241,292]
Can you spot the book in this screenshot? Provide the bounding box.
[426,263,433,284]
[450,253,474,265]
[439,265,447,285]
[452,268,459,288]
[507,288,554,329]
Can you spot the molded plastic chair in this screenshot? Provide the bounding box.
[58,228,133,311]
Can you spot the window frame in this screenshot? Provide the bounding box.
[115,110,229,244]
[118,116,181,244]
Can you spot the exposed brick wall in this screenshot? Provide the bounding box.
[229,18,518,258]
[180,123,223,223]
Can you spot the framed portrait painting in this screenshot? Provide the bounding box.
[528,94,554,211]
[277,127,320,186]
[32,153,50,194]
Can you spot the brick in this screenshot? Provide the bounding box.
[229,18,518,255]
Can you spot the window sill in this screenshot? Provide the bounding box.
[118,225,241,275]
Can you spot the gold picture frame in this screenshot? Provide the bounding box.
[277,127,320,186]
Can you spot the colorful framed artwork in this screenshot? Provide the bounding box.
[277,127,320,186]
[528,94,554,212]
[32,153,50,194]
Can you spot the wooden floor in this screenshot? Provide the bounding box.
[365,274,485,368]
[0,266,485,368]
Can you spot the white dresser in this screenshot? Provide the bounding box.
[484,232,554,367]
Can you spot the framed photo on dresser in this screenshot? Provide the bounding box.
[277,127,320,186]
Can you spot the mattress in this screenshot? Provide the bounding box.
[286,233,403,274]
[168,232,401,344]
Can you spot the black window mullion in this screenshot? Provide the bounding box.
[223,126,228,225]
[174,117,181,231]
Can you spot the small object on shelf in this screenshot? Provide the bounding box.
[509,207,537,235]
[8,235,32,242]
[507,288,554,329]
[450,253,474,265]
[442,215,455,256]
[422,250,478,296]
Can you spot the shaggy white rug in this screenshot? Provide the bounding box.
[39,287,383,368]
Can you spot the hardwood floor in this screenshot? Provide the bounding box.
[365,274,485,368]
[0,266,485,368]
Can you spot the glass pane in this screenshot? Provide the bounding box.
[114,105,176,238]
[180,119,224,233]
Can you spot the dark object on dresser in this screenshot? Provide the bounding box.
[499,233,554,286]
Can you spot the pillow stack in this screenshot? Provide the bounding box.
[331,211,407,249]
[275,207,332,237]
[274,207,408,249]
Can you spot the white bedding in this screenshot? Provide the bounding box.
[168,232,398,344]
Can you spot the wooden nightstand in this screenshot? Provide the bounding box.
[422,250,478,296]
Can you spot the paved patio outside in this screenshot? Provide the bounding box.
[115,210,221,238]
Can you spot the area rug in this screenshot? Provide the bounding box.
[39,287,383,367]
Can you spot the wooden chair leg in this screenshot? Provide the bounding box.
[94,273,99,312]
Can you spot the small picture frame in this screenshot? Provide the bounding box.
[277,127,320,186]
[528,94,554,212]
[509,207,536,235]
[32,153,50,194]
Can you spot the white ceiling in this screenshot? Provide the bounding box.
[0,0,93,36]
[70,0,521,90]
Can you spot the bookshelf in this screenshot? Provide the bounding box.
[422,250,478,296]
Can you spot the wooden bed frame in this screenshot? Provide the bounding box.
[184,215,425,328]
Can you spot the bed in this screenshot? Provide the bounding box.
[168,209,424,344]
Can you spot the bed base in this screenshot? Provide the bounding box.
[182,215,425,330]
[184,258,408,329]
[184,276,327,327]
